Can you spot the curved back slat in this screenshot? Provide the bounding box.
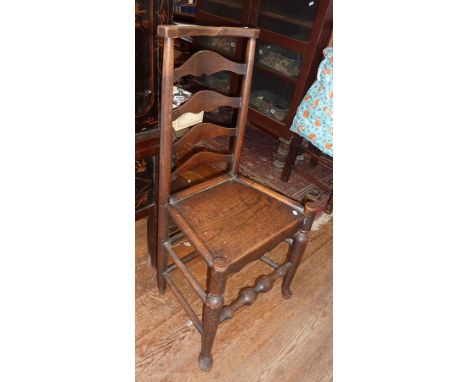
[174,50,247,82]
[171,151,233,181]
[173,123,236,156]
[173,90,241,120]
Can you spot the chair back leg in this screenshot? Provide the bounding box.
[282,203,317,298]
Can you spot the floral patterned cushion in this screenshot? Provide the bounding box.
[290,47,333,157]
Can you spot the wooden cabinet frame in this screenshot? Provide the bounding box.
[135,0,172,221]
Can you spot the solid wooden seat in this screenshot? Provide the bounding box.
[155,24,318,372]
[171,177,304,271]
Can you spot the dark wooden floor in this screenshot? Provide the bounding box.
[136,217,333,381]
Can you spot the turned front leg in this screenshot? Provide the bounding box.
[199,257,228,371]
[282,203,317,298]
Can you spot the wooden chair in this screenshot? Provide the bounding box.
[156,25,318,371]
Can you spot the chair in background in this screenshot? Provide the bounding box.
[156,24,317,371]
[281,138,333,213]
[281,34,333,214]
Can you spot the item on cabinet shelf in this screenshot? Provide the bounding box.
[250,90,289,122]
[174,3,197,14]
[173,86,203,134]
[257,43,301,78]
[173,86,192,108]
[182,4,197,14]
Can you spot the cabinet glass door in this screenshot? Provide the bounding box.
[135,0,153,117]
[250,69,295,123]
[196,71,233,94]
[195,36,239,58]
[255,41,303,80]
[200,0,244,22]
[257,0,320,41]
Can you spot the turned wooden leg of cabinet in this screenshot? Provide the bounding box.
[273,137,292,169]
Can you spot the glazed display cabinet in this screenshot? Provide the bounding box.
[135,0,173,220]
[194,0,333,149]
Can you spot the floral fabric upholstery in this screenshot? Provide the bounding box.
[290,47,333,157]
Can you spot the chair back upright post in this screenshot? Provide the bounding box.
[230,36,256,176]
[156,34,175,293]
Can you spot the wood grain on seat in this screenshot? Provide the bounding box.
[171,179,303,270]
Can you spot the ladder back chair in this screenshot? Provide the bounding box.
[157,24,317,371]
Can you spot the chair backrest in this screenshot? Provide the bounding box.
[156,25,259,205]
